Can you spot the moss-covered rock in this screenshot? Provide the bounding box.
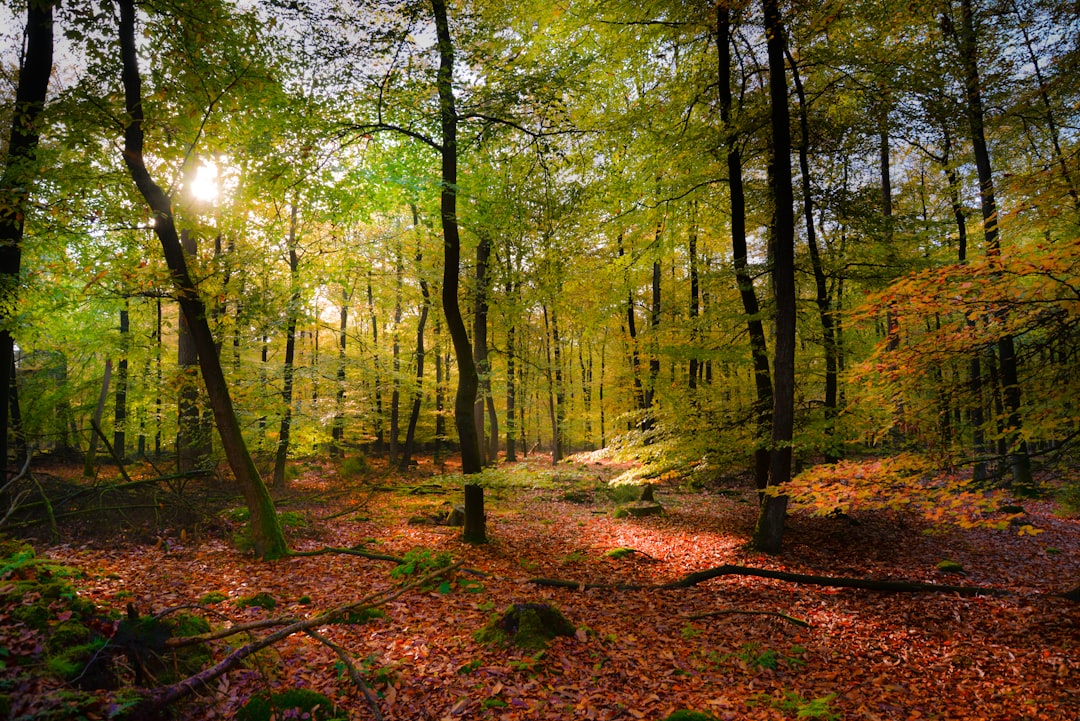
[475,603,576,650]
[237,688,345,721]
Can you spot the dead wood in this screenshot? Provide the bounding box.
[529,562,1012,597]
[684,608,811,627]
[136,562,460,713]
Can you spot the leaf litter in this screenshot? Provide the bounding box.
[5,456,1078,720]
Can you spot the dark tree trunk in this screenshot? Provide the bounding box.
[718,6,772,491]
[400,207,429,470]
[113,301,130,461]
[957,0,1033,489]
[688,206,699,393]
[118,0,286,559]
[0,0,52,489]
[389,241,404,461]
[272,201,300,491]
[787,50,839,463]
[432,0,483,542]
[366,270,384,452]
[473,232,493,465]
[177,230,202,472]
[617,233,645,411]
[331,287,350,457]
[543,305,561,464]
[752,0,795,554]
[505,280,517,462]
[434,313,446,462]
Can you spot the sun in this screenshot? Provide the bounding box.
[188,161,219,202]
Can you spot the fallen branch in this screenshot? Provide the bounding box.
[684,608,811,627]
[137,562,460,712]
[529,563,1011,597]
[304,628,384,721]
[288,545,406,564]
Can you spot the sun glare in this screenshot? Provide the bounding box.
[189,162,219,202]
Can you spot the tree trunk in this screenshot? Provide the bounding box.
[505,279,517,462]
[473,231,493,465]
[366,270,384,452]
[177,230,202,472]
[272,200,300,491]
[787,49,839,463]
[688,206,700,393]
[400,207,429,470]
[113,301,130,461]
[389,240,404,462]
[432,0,483,541]
[752,0,795,554]
[543,304,561,464]
[617,233,645,411]
[0,0,52,490]
[118,0,286,559]
[957,0,1033,490]
[434,312,446,462]
[718,6,772,492]
[331,287,350,457]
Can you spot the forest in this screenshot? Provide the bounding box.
[0,0,1078,718]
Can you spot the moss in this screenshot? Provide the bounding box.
[47,621,91,652]
[172,612,211,637]
[936,559,965,573]
[13,600,53,629]
[237,592,277,611]
[661,712,718,721]
[237,689,344,721]
[340,454,370,477]
[297,594,313,604]
[604,547,635,559]
[199,591,229,604]
[339,607,385,625]
[475,603,576,651]
[46,638,107,681]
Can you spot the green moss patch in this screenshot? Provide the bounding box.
[237,592,277,611]
[237,688,345,721]
[475,603,576,650]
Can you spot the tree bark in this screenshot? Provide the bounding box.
[113,301,130,461]
[117,0,286,559]
[0,0,52,491]
[718,6,772,492]
[432,0,483,541]
[787,49,838,463]
[331,287,350,457]
[366,270,385,452]
[390,239,404,462]
[473,231,494,465]
[752,0,795,553]
[957,0,1033,490]
[272,200,300,491]
[400,206,429,470]
[177,230,202,472]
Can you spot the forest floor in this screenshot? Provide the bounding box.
[3,452,1079,720]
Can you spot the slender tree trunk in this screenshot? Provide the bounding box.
[787,50,839,462]
[617,233,645,411]
[581,340,593,446]
[718,5,772,491]
[84,359,112,478]
[273,200,300,491]
[541,305,562,464]
[400,206,428,470]
[366,270,384,452]
[473,232,492,465]
[113,300,130,461]
[177,230,202,472]
[752,0,795,553]
[957,0,1032,489]
[118,0,286,558]
[505,280,517,462]
[331,287,350,457]
[688,207,700,393]
[434,312,445,461]
[432,0,483,541]
[599,338,606,447]
[389,240,404,462]
[0,0,52,489]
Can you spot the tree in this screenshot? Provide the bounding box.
[0,0,53,491]
[117,0,287,559]
[752,0,796,554]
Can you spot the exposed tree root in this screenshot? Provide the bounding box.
[529,563,1013,597]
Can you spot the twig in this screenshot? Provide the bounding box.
[684,608,811,628]
[303,628,384,721]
